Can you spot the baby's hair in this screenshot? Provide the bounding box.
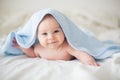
[43,14,53,19]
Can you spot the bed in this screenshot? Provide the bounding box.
[0,52,120,80]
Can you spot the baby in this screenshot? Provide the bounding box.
[13,14,99,66]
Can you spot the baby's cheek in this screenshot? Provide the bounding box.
[40,42,47,47]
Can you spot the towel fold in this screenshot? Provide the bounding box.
[2,9,120,59]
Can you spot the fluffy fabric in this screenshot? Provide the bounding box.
[0,53,120,80]
[2,9,120,59]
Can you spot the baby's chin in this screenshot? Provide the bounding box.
[47,46,60,49]
[46,44,62,49]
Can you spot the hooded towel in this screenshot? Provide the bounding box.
[2,9,120,59]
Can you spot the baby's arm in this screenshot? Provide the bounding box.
[66,45,99,66]
[12,38,37,57]
[73,50,99,66]
[19,46,37,58]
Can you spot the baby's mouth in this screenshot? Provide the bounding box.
[49,41,57,44]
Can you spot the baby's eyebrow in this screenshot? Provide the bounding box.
[56,27,61,29]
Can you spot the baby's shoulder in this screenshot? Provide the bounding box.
[63,42,74,52]
[34,43,44,54]
[34,43,42,51]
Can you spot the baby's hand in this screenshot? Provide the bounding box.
[12,37,20,48]
[66,44,100,66]
[78,52,100,66]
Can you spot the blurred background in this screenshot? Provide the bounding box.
[0,0,120,43]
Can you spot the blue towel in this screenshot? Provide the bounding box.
[2,9,120,59]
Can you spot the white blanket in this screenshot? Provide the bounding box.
[0,53,120,80]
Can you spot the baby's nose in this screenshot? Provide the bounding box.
[48,34,54,40]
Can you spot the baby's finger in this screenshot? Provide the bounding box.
[12,38,17,43]
[12,44,19,48]
[93,62,100,66]
[35,53,40,57]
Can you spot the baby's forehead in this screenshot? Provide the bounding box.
[39,14,60,26]
[37,14,64,33]
[41,26,61,31]
[39,14,57,25]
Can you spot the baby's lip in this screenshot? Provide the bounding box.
[49,41,57,44]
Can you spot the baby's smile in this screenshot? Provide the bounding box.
[49,41,57,44]
[47,41,64,49]
[48,41,58,46]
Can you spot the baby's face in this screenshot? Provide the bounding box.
[37,15,65,49]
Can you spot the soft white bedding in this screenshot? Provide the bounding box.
[0,1,120,80]
[0,53,120,80]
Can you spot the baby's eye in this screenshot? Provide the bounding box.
[42,33,47,35]
[54,30,59,33]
